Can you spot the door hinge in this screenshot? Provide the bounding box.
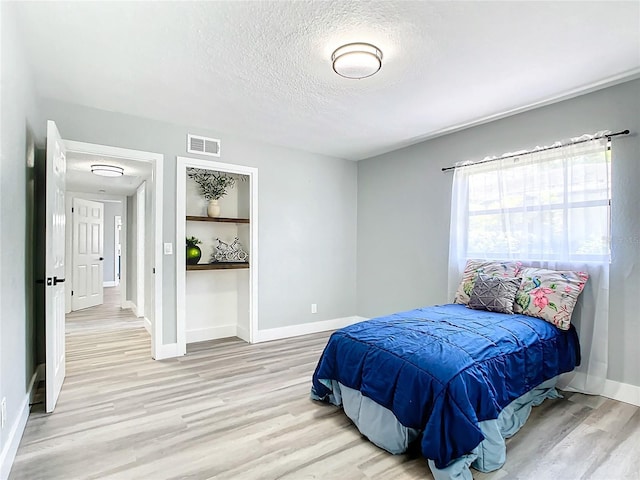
[71,290,74,296]
[152,268,156,274]
[71,207,74,212]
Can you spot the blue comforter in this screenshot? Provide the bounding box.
[311,304,580,469]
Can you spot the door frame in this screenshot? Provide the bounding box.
[65,194,127,312]
[64,140,164,359]
[135,182,146,318]
[176,157,259,354]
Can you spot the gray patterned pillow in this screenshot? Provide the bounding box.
[453,259,521,305]
[467,274,521,314]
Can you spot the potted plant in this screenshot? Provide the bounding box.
[186,236,202,265]
[187,168,236,217]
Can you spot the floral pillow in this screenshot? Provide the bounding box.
[514,267,589,330]
[454,259,521,305]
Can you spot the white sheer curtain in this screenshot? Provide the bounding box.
[448,133,611,395]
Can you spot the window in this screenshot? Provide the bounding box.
[448,133,613,396]
[453,138,611,263]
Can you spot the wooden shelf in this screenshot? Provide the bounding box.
[187,262,249,271]
[186,216,249,224]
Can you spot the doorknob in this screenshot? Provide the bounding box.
[99,257,104,261]
[53,276,65,285]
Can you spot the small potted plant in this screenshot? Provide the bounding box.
[187,168,236,217]
[186,236,202,265]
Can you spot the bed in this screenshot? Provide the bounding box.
[310,303,581,479]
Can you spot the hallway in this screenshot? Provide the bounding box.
[66,286,144,335]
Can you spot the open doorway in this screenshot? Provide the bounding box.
[176,157,259,355]
[62,139,164,360]
[40,122,166,413]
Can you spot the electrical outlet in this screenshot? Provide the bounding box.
[163,242,173,255]
[1,397,6,429]
[311,303,317,314]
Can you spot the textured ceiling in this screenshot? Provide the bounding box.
[13,1,640,160]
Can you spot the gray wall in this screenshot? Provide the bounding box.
[0,2,41,462]
[102,201,122,284]
[357,79,640,387]
[38,99,358,341]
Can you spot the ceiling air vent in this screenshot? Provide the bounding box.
[187,134,221,157]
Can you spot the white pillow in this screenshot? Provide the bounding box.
[514,267,589,330]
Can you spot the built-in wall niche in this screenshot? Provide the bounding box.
[185,171,250,265]
[184,169,251,344]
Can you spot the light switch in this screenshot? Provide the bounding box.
[164,242,173,255]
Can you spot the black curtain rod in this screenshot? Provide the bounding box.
[441,129,630,172]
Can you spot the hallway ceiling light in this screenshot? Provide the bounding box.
[331,42,383,79]
[91,164,124,177]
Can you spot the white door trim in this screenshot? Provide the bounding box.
[120,197,128,310]
[135,182,146,318]
[64,140,163,360]
[176,157,259,355]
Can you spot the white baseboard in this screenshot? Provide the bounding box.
[129,302,145,319]
[143,317,152,335]
[186,325,237,344]
[603,379,640,407]
[103,281,117,287]
[254,315,366,343]
[122,300,133,309]
[153,342,183,360]
[562,371,640,408]
[0,364,43,480]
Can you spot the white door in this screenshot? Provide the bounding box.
[45,120,67,413]
[72,198,104,311]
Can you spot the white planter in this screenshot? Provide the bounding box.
[207,199,221,217]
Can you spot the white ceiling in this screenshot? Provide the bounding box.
[14,1,640,161]
[66,151,152,196]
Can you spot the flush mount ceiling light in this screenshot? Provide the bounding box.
[331,42,383,79]
[91,164,124,177]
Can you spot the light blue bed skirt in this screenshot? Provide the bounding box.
[312,377,560,480]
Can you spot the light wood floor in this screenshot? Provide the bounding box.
[66,287,144,334]
[10,292,640,480]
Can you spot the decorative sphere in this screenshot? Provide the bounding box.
[186,246,201,265]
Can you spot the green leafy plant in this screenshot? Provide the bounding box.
[187,168,237,200]
[186,236,201,248]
